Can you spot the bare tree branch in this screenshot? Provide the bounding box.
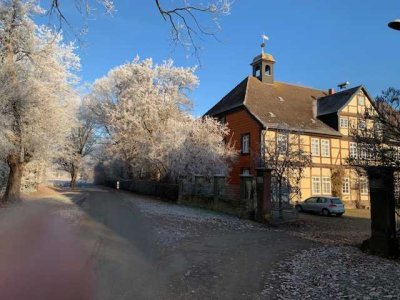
[47,0,232,59]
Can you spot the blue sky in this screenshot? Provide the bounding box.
[40,1,400,116]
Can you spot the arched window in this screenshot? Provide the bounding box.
[255,66,261,78]
[265,65,271,76]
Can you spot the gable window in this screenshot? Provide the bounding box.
[340,117,348,128]
[342,178,350,194]
[312,176,321,194]
[349,142,357,159]
[358,119,366,130]
[374,122,383,138]
[321,139,330,157]
[360,178,368,195]
[311,138,320,156]
[277,133,288,153]
[241,134,250,154]
[358,95,366,106]
[322,177,331,194]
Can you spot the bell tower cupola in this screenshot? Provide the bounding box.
[251,35,275,84]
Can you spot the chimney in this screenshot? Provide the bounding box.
[328,88,336,95]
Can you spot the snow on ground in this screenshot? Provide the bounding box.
[53,206,84,225]
[260,246,400,299]
[132,195,263,230]
[127,195,268,247]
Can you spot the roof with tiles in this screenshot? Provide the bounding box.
[206,76,344,136]
[317,86,362,116]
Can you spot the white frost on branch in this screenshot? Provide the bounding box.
[0,0,80,201]
[88,57,236,181]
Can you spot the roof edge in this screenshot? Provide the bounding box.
[337,85,363,114]
[203,77,249,117]
[266,124,342,137]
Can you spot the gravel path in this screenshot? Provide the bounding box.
[280,210,371,246]
[129,194,267,248]
[260,210,400,299]
[19,187,400,299]
[63,187,316,299]
[260,246,400,299]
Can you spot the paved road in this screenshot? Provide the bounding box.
[69,187,315,299]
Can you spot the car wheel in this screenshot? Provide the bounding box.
[322,208,330,216]
[295,205,303,212]
[336,213,343,217]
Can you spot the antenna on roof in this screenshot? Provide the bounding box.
[337,81,350,90]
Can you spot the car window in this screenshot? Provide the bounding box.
[305,197,316,203]
[330,198,342,204]
[317,198,326,203]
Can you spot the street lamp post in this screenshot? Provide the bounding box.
[388,19,400,31]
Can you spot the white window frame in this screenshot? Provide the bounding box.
[360,177,368,195]
[349,142,357,159]
[241,134,250,154]
[342,177,350,194]
[322,177,331,195]
[311,138,320,156]
[241,168,251,175]
[360,145,367,160]
[340,117,348,128]
[312,176,321,195]
[277,133,288,153]
[360,143,373,160]
[321,139,330,157]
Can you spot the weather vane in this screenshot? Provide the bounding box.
[261,34,269,54]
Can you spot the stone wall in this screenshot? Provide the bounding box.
[104,179,179,202]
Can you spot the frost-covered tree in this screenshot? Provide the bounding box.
[55,102,97,188]
[0,0,80,202]
[88,57,236,182]
[165,116,235,180]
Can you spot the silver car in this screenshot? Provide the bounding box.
[295,196,345,216]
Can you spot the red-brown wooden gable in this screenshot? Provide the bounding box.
[225,108,262,185]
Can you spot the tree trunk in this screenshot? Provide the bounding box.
[278,180,283,219]
[2,155,24,203]
[70,166,79,188]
